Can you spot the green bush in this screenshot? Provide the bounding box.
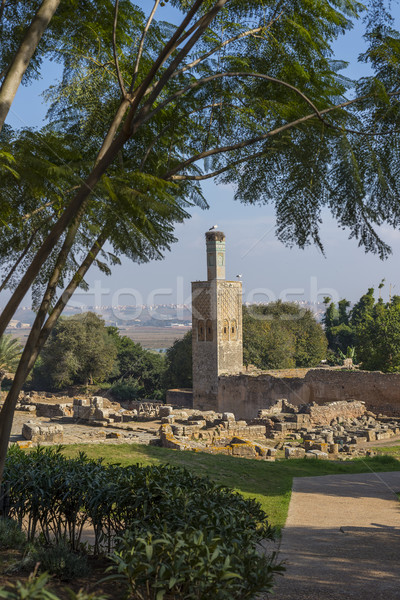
[109,377,144,402]
[3,446,282,598]
[30,542,89,581]
[0,571,107,600]
[108,529,282,600]
[0,518,26,550]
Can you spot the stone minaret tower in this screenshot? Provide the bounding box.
[192,231,243,411]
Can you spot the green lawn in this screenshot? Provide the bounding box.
[61,444,400,531]
[373,445,400,458]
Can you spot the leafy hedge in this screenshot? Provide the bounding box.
[2,446,283,599]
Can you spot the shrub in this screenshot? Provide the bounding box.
[108,529,282,600]
[3,446,282,597]
[0,518,26,550]
[0,571,107,600]
[30,542,89,581]
[109,377,144,402]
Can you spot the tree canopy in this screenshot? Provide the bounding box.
[323,285,400,372]
[243,302,327,369]
[32,312,118,388]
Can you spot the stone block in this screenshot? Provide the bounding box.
[161,416,175,424]
[285,447,305,459]
[22,422,63,443]
[230,443,256,457]
[222,412,235,422]
[36,403,73,418]
[305,451,318,459]
[308,450,329,460]
[159,405,174,418]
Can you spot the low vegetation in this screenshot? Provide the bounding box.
[61,443,400,531]
[0,445,282,599]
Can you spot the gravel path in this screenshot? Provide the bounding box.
[271,471,400,599]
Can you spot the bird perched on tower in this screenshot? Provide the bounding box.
[209,225,218,231]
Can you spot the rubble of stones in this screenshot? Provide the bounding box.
[15,393,165,446]
[156,399,400,460]
[12,392,400,459]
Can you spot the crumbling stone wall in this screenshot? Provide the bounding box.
[218,369,400,419]
[35,403,73,418]
[306,400,366,426]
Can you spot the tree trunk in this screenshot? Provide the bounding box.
[0,0,61,132]
[0,233,105,483]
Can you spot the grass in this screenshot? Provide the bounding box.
[61,443,400,531]
[373,445,400,458]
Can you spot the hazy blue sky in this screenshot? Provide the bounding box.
[4,2,400,310]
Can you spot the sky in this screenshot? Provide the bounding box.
[3,1,400,311]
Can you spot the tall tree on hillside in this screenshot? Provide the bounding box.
[1,0,400,479]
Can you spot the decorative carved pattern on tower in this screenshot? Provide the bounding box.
[192,288,211,321]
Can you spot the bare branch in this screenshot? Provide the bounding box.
[112,0,127,98]
[126,0,208,117]
[0,0,61,133]
[34,230,107,360]
[129,0,161,93]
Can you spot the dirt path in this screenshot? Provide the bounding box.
[271,471,400,599]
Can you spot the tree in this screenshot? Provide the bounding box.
[32,312,118,389]
[0,335,22,395]
[1,0,400,480]
[243,302,327,369]
[355,293,400,372]
[107,327,166,399]
[163,331,193,389]
[323,296,355,356]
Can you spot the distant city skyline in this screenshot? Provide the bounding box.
[2,4,400,311]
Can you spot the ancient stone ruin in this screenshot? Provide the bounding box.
[155,398,400,460]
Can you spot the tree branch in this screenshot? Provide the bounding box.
[112,0,127,98]
[0,0,61,133]
[129,0,161,93]
[127,0,207,116]
[166,90,400,179]
[0,227,42,292]
[171,149,268,181]
[23,200,55,220]
[173,26,265,80]
[130,0,230,133]
[140,71,325,137]
[0,0,6,22]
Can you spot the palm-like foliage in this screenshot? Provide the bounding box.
[0,335,22,390]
